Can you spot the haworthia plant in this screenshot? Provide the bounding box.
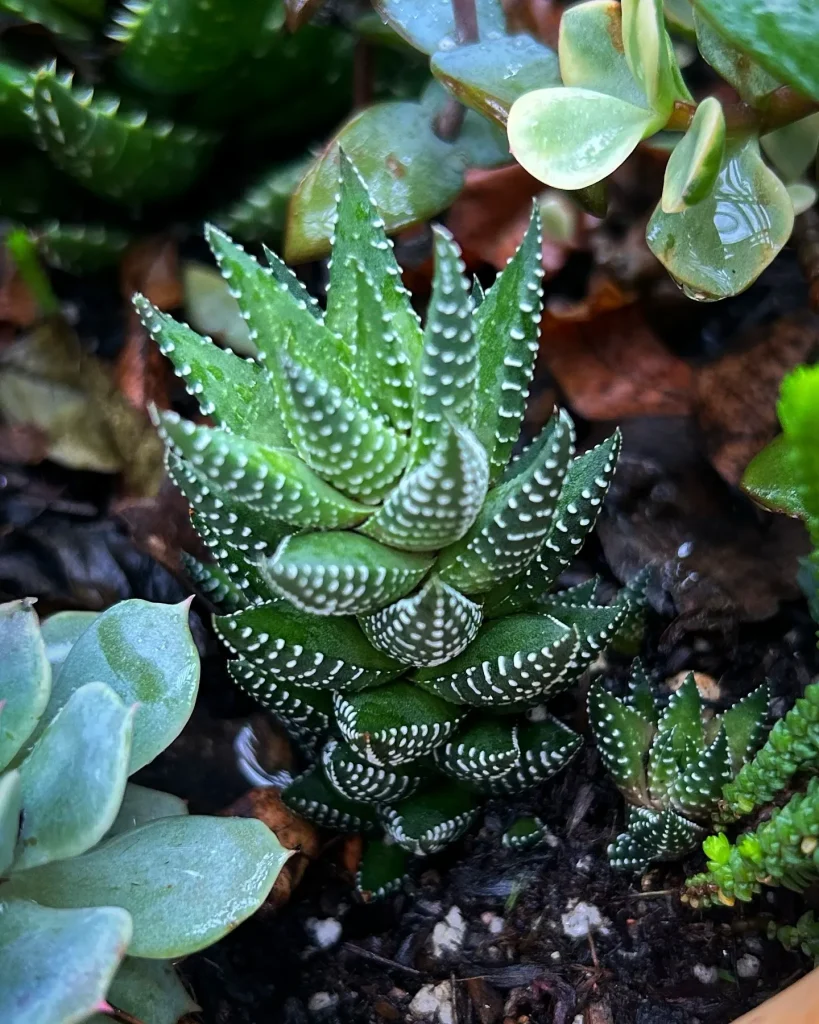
[0,598,288,1024]
[146,154,639,897]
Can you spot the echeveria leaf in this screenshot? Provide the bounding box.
[742,434,808,518]
[647,136,794,300]
[286,102,465,262]
[41,599,199,774]
[89,958,198,1024]
[106,783,188,838]
[661,96,725,212]
[0,900,131,1024]
[373,0,505,55]
[0,770,21,875]
[692,9,781,104]
[0,599,50,772]
[431,35,561,127]
[508,87,660,190]
[39,610,97,681]
[761,113,819,182]
[3,816,289,958]
[15,683,133,871]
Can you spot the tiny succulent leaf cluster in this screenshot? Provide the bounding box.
[145,155,638,895]
[0,598,288,1024]
[589,663,769,873]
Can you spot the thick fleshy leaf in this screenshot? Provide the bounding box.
[787,182,818,217]
[761,113,819,182]
[0,59,35,138]
[779,365,819,536]
[282,764,380,832]
[437,410,574,594]
[541,599,629,669]
[181,550,254,612]
[228,659,333,750]
[742,433,808,518]
[691,0,819,101]
[692,10,781,104]
[661,96,725,213]
[589,682,654,803]
[502,815,548,850]
[656,673,703,762]
[621,0,676,113]
[379,781,481,855]
[646,726,678,807]
[333,681,465,765]
[0,599,50,772]
[216,601,401,689]
[420,81,511,170]
[356,838,410,900]
[322,738,427,803]
[625,659,659,725]
[485,717,582,794]
[106,783,188,838]
[608,807,703,871]
[0,770,21,875]
[671,728,733,822]
[36,223,131,274]
[373,0,505,55]
[217,157,311,244]
[0,900,131,1024]
[40,599,199,774]
[3,816,289,958]
[647,136,794,300]
[664,0,695,36]
[286,102,465,263]
[89,958,198,1024]
[433,717,520,783]
[717,684,769,772]
[431,35,561,127]
[362,422,489,552]
[39,610,97,681]
[15,683,133,871]
[508,87,660,190]
[264,532,433,615]
[359,576,482,668]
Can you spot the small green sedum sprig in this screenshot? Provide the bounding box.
[143,153,636,892]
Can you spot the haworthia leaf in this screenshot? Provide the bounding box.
[216,600,402,689]
[717,683,769,772]
[135,295,289,447]
[215,157,309,243]
[361,422,489,552]
[0,600,50,772]
[35,222,130,273]
[261,244,323,319]
[646,725,678,807]
[608,807,702,872]
[661,96,725,213]
[0,59,34,138]
[485,717,583,794]
[657,674,704,762]
[228,658,333,750]
[588,682,654,803]
[433,717,521,783]
[625,659,659,725]
[502,815,548,850]
[379,782,481,855]
[437,410,574,594]
[0,770,21,876]
[322,738,427,803]
[155,411,371,530]
[89,957,198,1024]
[356,838,410,900]
[106,783,188,838]
[537,599,629,670]
[39,610,97,681]
[282,763,380,832]
[15,683,134,871]
[180,550,254,612]
[359,576,483,668]
[3,816,289,958]
[333,681,466,765]
[671,727,732,822]
[0,0,92,40]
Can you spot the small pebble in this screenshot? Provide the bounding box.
[562,900,606,939]
[550,950,561,961]
[481,911,504,935]
[693,963,719,985]
[431,906,466,957]
[305,917,342,949]
[737,954,760,979]
[307,992,338,1013]
[409,982,454,1023]
[575,855,593,873]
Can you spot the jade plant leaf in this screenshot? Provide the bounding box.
[621,0,675,114]
[39,610,97,680]
[661,96,725,212]
[0,600,51,772]
[761,113,819,182]
[36,599,199,774]
[507,87,662,190]
[646,136,794,300]
[373,0,505,55]
[420,81,511,170]
[691,0,819,101]
[0,901,131,1024]
[106,783,188,838]
[742,433,808,518]
[2,816,289,958]
[285,102,465,262]
[89,958,198,1024]
[431,35,561,127]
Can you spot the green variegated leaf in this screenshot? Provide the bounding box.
[761,114,819,182]
[333,681,465,765]
[216,601,401,689]
[621,0,676,113]
[608,807,703,871]
[373,0,505,56]
[379,781,481,855]
[646,725,679,807]
[715,683,769,773]
[559,0,649,107]
[588,682,654,803]
[0,599,50,772]
[0,770,21,875]
[537,599,629,670]
[692,10,780,104]
[671,727,732,822]
[438,411,574,595]
[322,738,427,803]
[661,96,725,212]
[356,838,410,900]
[0,60,36,138]
[264,532,433,615]
[362,422,489,552]
[414,614,581,707]
[106,783,188,838]
[282,764,380,832]
[490,717,582,794]
[260,244,323,320]
[228,659,332,750]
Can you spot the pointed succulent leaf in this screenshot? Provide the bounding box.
[502,815,548,850]
[661,97,725,213]
[487,717,583,794]
[35,222,130,273]
[259,244,322,319]
[359,576,482,668]
[286,103,466,263]
[216,601,402,690]
[92,957,198,1024]
[621,0,677,114]
[589,682,654,804]
[0,900,131,1024]
[2,816,289,958]
[39,610,97,680]
[282,763,380,832]
[106,783,188,838]
[761,113,819,183]
[264,532,433,615]
[538,599,629,671]
[333,681,465,766]
[0,59,36,138]
[717,683,770,772]
[0,0,92,40]
[0,599,50,772]
[438,411,574,594]
[430,34,561,128]
[356,838,410,901]
[30,67,214,203]
[271,349,408,503]
[180,551,253,612]
[0,770,21,876]
[228,659,332,751]
[379,781,481,855]
[156,411,370,530]
[135,295,289,447]
[671,727,733,822]
[608,807,703,872]
[470,208,545,478]
[15,683,134,871]
[559,0,649,107]
[508,87,663,191]
[414,614,581,707]
[362,422,489,552]
[657,673,704,762]
[322,738,427,803]
[647,136,794,300]
[624,659,659,725]
[373,0,505,56]
[434,718,522,784]
[646,725,679,807]
[216,157,310,243]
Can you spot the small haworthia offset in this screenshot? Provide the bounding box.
[147,155,639,889]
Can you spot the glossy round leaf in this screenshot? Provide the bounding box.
[508,87,659,190]
[788,182,817,216]
[374,0,505,56]
[105,782,188,838]
[621,0,673,112]
[39,610,98,681]
[693,10,781,104]
[661,96,725,212]
[761,113,819,182]
[0,600,50,773]
[742,433,808,518]
[88,958,198,1024]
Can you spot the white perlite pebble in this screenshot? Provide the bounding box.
[693,963,719,985]
[561,900,606,939]
[431,906,466,957]
[409,982,454,1023]
[307,992,339,1013]
[481,911,504,935]
[737,954,761,979]
[305,917,343,949]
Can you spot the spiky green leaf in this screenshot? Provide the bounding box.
[322,738,427,803]
[228,658,332,750]
[608,807,703,872]
[671,727,733,822]
[356,838,410,900]
[502,815,548,850]
[588,682,654,804]
[379,782,481,855]
[282,764,380,832]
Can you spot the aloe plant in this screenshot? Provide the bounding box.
[0,597,288,1024]
[143,154,640,894]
